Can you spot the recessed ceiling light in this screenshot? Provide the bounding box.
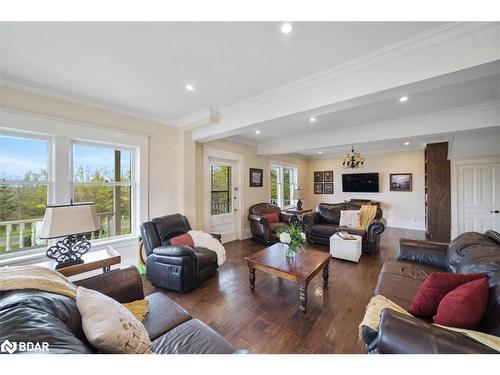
[404,141,410,146]
[255,130,261,135]
[399,96,409,102]
[185,84,195,91]
[318,151,322,154]
[309,117,316,123]
[281,23,293,34]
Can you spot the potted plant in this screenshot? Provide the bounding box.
[276,224,306,258]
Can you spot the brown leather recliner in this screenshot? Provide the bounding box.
[361,230,500,354]
[248,203,298,244]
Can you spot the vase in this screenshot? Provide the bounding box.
[284,244,298,258]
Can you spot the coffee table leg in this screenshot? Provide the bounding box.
[248,265,256,290]
[322,264,329,289]
[299,284,308,312]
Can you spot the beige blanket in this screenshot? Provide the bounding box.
[360,295,500,352]
[0,265,77,298]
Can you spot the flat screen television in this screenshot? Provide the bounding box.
[342,173,379,193]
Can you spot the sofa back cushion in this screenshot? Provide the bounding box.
[316,203,346,224]
[152,214,192,244]
[0,290,94,353]
[447,231,496,272]
[249,203,281,217]
[263,212,280,223]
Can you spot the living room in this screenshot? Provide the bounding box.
[0,1,499,373]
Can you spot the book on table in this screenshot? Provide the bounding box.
[337,231,357,240]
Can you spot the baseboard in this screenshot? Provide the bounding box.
[386,220,425,231]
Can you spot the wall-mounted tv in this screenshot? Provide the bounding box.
[342,173,379,193]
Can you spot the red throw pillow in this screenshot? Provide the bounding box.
[408,273,487,317]
[263,212,280,223]
[433,278,489,329]
[169,233,194,247]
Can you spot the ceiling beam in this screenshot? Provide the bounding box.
[192,22,500,143]
[256,101,500,155]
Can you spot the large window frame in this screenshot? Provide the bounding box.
[270,162,298,209]
[0,110,148,263]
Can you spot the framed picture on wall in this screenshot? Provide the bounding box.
[314,183,323,194]
[324,170,333,182]
[324,183,334,194]
[249,168,263,187]
[314,171,323,183]
[390,173,412,192]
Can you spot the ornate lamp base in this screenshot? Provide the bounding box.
[296,199,303,210]
[46,234,91,269]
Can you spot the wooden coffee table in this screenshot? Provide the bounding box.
[245,243,330,312]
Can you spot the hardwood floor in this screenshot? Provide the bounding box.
[143,227,425,354]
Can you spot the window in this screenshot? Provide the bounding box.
[270,164,297,208]
[210,165,232,215]
[73,143,133,240]
[0,135,48,253]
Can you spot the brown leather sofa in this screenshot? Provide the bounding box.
[248,203,297,244]
[0,266,248,354]
[303,202,386,254]
[361,230,500,354]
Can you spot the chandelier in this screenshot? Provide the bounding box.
[342,146,365,169]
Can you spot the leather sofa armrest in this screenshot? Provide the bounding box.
[366,218,386,238]
[210,232,222,243]
[248,214,267,225]
[375,309,497,354]
[232,349,254,354]
[74,266,144,303]
[153,245,195,257]
[302,212,319,227]
[280,212,297,225]
[397,238,449,270]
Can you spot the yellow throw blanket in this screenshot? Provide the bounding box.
[358,204,377,230]
[0,265,148,321]
[360,295,500,352]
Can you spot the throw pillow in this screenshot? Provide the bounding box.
[339,210,361,228]
[433,278,489,329]
[169,233,194,247]
[76,287,152,354]
[408,272,487,317]
[263,212,280,223]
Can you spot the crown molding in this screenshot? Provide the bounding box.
[0,75,175,127]
[174,107,220,129]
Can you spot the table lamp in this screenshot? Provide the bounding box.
[40,202,101,269]
[293,188,305,210]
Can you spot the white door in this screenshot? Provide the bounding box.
[208,159,240,243]
[457,162,500,234]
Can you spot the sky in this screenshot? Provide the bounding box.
[0,136,131,181]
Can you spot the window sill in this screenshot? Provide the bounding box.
[0,235,137,267]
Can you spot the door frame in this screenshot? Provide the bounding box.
[451,156,500,238]
[203,146,243,240]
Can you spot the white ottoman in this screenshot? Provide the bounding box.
[329,233,362,263]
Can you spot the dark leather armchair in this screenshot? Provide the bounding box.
[140,214,220,293]
[362,231,500,354]
[303,202,386,254]
[248,203,298,244]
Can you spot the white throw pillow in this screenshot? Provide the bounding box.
[76,286,152,354]
[339,210,361,228]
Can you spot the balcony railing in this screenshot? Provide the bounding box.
[270,198,278,205]
[0,211,119,253]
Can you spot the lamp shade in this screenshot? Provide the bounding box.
[293,188,305,200]
[40,203,101,239]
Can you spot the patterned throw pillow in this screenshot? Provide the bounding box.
[76,287,152,354]
[339,210,361,228]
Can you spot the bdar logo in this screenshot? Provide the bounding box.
[0,340,17,354]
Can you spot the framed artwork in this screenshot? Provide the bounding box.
[390,173,412,192]
[314,183,323,194]
[324,170,333,182]
[314,171,324,183]
[324,183,334,194]
[249,168,263,187]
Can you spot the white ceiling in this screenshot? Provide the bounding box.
[0,21,447,123]
[229,73,500,152]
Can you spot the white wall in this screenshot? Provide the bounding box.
[306,150,425,230]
